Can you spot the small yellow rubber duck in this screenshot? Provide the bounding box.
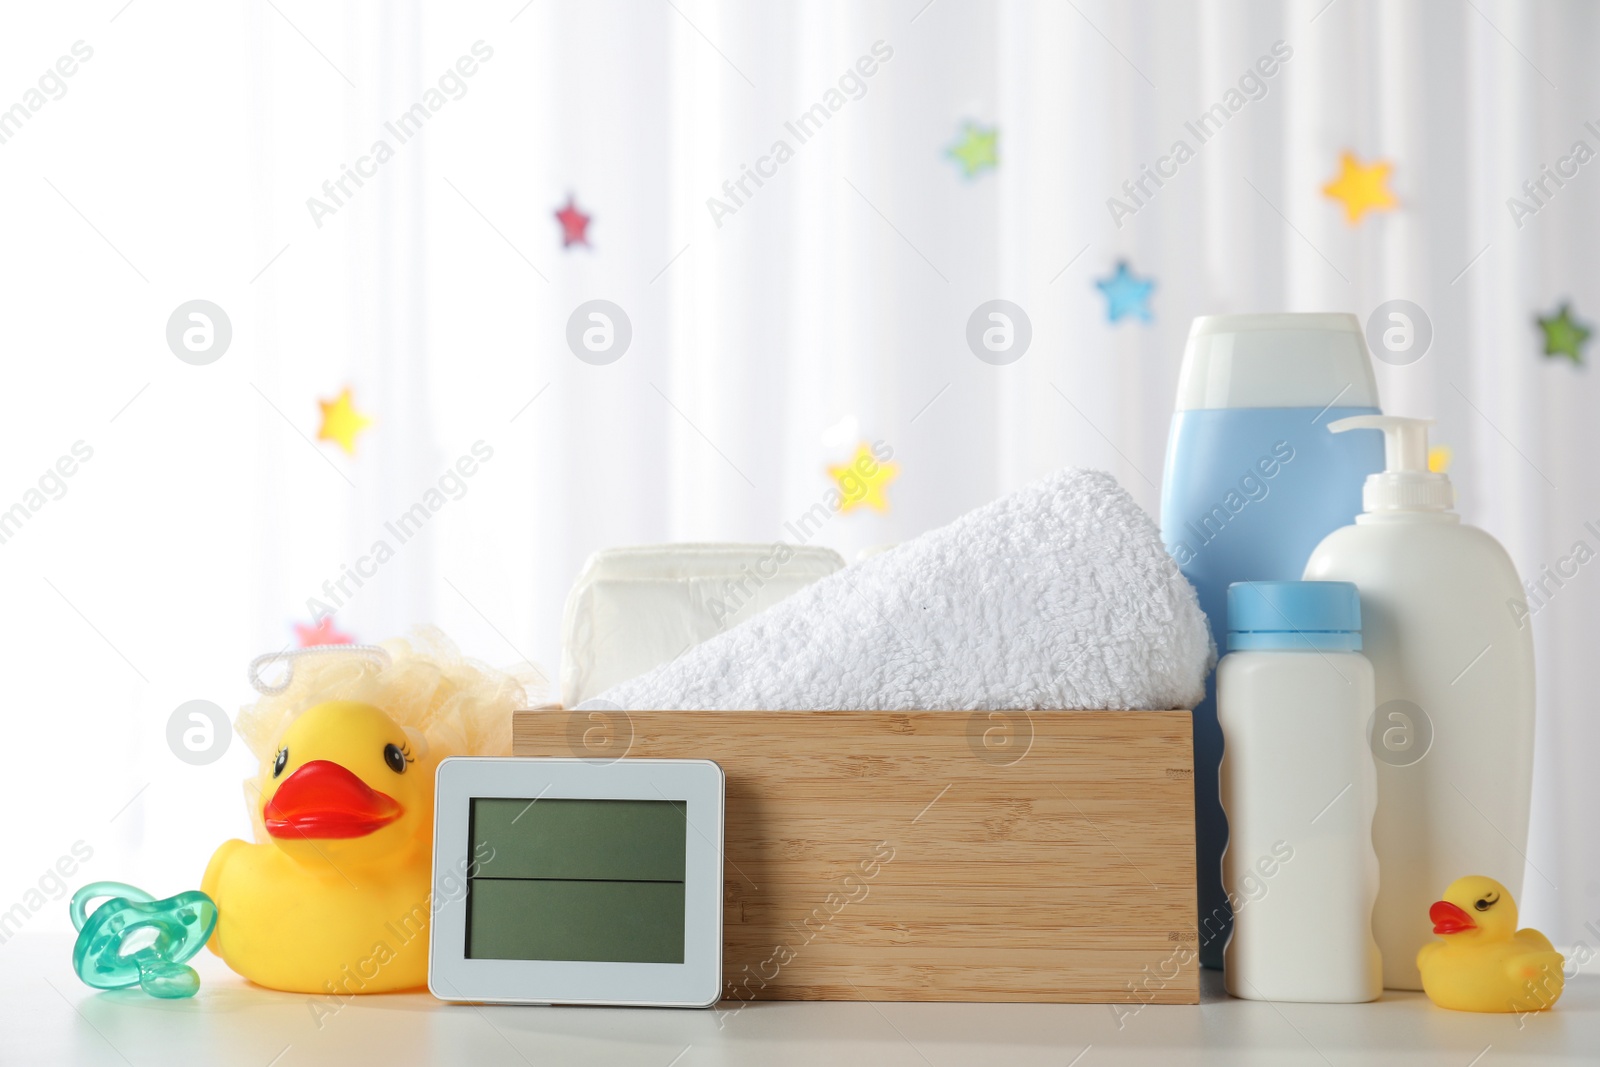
[201,633,523,996]
[1417,875,1565,1013]
[203,701,439,993]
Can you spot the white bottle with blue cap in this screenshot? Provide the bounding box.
[1303,414,1535,990]
[1218,580,1382,1003]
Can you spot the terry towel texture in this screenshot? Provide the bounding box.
[595,469,1214,712]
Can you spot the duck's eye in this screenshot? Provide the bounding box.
[1474,894,1498,911]
[384,743,408,774]
[272,747,288,778]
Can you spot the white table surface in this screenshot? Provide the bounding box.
[5,932,1595,1066]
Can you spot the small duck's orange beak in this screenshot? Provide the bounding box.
[1429,900,1476,935]
[264,760,403,840]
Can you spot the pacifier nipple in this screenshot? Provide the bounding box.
[137,957,202,999]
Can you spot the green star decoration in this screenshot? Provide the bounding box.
[946,122,998,178]
[1536,302,1591,365]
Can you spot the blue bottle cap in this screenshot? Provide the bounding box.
[1226,580,1362,651]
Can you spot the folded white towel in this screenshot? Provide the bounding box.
[595,469,1213,711]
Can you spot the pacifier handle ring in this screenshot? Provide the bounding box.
[248,644,392,695]
[70,881,155,932]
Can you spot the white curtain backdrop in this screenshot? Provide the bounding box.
[4,0,1596,952]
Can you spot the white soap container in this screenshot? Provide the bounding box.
[1303,415,1536,990]
[1218,580,1382,1003]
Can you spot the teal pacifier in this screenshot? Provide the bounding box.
[70,881,218,999]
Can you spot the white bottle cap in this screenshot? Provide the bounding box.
[1176,313,1381,411]
[1328,414,1455,512]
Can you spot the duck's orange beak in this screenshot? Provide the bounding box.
[264,760,403,840]
[1429,900,1476,935]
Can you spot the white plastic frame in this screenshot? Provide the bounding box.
[429,757,724,1008]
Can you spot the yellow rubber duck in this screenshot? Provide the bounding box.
[203,701,438,993]
[1416,875,1565,1013]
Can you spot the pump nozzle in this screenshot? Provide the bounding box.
[1328,414,1454,513]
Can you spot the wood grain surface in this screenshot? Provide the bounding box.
[512,708,1198,1003]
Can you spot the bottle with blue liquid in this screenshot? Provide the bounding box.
[1159,313,1384,970]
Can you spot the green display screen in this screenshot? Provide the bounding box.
[466,798,687,964]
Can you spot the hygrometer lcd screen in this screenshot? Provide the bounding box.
[465,797,687,964]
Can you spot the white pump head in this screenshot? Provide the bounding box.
[1328,414,1455,513]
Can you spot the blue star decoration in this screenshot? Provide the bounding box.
[1096,260,1156,323]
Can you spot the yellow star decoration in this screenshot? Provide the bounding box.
[1322,151,1398,224]
[1428,445,1452,474]
[317,387,373,456]
[828,442,898,514]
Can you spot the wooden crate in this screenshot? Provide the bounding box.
[512,708,1197,1003]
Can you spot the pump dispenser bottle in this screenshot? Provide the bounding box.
[1302,415,1535,990]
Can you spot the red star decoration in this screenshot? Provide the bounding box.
[554,196,592,248]
[295,617,354,647]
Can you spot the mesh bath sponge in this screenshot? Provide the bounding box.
[234,627,538,838]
